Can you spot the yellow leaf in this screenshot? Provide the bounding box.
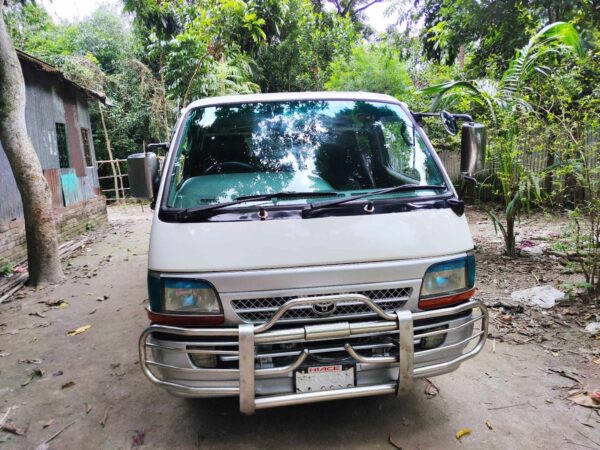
[59,301,69,309]
[455,428,472,440]
[67,324,91,336]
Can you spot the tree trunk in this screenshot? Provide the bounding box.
[0,6,63,286]
[505,212,516,257]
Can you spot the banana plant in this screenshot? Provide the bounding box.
[420,22,582,256]
[421,22,583,122]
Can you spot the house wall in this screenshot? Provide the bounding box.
[0,60,106,266]
[0,196,107,265]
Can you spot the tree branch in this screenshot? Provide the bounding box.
[352,0,382,15]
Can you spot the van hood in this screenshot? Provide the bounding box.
[148,208,473,273]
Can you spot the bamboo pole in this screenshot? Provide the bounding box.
[98,102,120,202]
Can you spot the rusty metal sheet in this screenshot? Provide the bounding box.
[63,90,85,177]
[43,168,63,208]
[0,142,24,224]
[78,175,95,201]
[60,169,82,206]
[85,166,99,188]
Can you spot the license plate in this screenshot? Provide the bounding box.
[295,364,355,393]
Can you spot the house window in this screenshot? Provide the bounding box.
[55,123,70,168]
[81,128,93,166]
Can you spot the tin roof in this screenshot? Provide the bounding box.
[17,50,108,104]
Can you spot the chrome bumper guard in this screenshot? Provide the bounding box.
[139,297,488,414]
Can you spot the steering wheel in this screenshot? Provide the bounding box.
[203,161,258,175]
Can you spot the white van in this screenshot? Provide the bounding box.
[128,92,488,414]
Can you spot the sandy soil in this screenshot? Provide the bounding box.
[0,205,599,450]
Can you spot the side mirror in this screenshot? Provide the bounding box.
[127,152,159,200]
[460,122,486,176]
[440,111,458,135]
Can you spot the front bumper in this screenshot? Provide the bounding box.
[139,297,488,414]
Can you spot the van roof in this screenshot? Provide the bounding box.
[185,91,404,111]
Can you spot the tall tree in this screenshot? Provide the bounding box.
[0,3,63,285]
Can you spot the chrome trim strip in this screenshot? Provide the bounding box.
[224,343,395,361]
[344,343,396,364]
[416,330,484,357]
[146,360,238,374]
[254,294,396,333]
[396,309,414,395]
[146,342,239,355]
[255,350,309,377]
[254,384,397,409]
[238,324,255,415]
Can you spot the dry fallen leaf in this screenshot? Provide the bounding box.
[2,423,28,436]
[29,312,46,318]
[100,408,109,427]
[41,299,63,307]
[388,435,402,449]
[41,419,54,429]
[455,428,472,440]
[66,324,91,337]
[424,379,440,399]
[485,420,493,431]
[21,368,43,387]
[19,359,42,365]
[567,390,600,409]
[61,381,75,389]
[498,314,513,324]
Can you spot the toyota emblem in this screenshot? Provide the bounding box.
[312,301,337,316]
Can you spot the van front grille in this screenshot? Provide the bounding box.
[230,287,412,323]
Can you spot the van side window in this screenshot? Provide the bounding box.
[56,123,70,169]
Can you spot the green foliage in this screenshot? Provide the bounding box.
[255,0,360,92]
[71,7,130,74]
[0,262,14,277]
[421,22,584,257]
[325,43,413,99]
[485,118,543,256]
[422,22,583,121]
[401,0,599,76]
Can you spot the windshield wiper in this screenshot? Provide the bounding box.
[176,191,341,221]
[301,184,447,218]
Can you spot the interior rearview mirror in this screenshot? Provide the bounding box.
[440,111,458,135]
[460,123,486,176]
[127,152,159,199]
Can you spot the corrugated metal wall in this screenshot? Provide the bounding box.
[0,64,101,224]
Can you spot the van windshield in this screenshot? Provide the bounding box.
[165,100,447,209]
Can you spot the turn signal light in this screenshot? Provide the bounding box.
[146,309,225,326]
[418,288,476,310]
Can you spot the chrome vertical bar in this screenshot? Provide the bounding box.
[396,309,413,395]
[238,324,255,415]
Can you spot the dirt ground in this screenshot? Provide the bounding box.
[1,205,599,450]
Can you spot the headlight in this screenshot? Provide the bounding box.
[147,273,223,315]
[163,279,222,313]
[419,255,476,309]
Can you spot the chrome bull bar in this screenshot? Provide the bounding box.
[139,297,488,414]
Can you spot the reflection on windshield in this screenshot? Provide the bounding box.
[167,100,445,208]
